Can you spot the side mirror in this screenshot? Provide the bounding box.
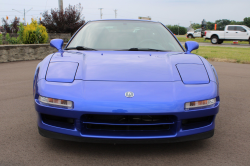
[241,29,246,32]
[185,41,199,54]
[50,39,64,52]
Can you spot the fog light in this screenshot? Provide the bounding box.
[185,98,216,110]
[38,96,73,108]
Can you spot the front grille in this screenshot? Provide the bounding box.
[81,114,176,137]
[86,124,170,131]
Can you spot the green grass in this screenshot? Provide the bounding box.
[177,37,249,44]
[192,46,250,64]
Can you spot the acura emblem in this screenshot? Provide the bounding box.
[125,91,134,98]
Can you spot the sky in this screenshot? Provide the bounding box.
[0,0,249,27]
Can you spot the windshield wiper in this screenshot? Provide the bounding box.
[65,46,97,51]
[116,48,170,52]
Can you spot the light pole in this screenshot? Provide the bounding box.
[12,8,33,25]
[178,23,180,35]
[58,0,63,12]
[114,9,117,19]
[98,8,103,19]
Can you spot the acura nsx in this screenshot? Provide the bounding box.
[34,20,220,143]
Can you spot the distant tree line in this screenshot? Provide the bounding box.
[192,17,250,30]
[166,25,187,35]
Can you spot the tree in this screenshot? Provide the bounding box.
[40,3,85,34]
[229,20,243,25]
[243,17,250,27]
[191,23,201,30]
[166,25,187,35]
[215,19,231,30]
[22,20,48,44]
[11,17,20,33]
[1,17,20,33]
[206,21,215,30]
[0,26,3,32]
[2,18,11,33]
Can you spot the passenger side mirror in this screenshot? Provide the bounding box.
[50,39,64,52]
[185,41,199,54]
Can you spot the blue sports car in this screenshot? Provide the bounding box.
[34,19,220,143]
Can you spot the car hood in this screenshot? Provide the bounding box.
[50,51,204,82]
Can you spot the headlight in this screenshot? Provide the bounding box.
[38,96,73,109]
[46,62,78,83]
[185,98,216,110]
[176,64,209,84]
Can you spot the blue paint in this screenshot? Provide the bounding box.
[176,64,210,84]
[34,19,220,142]
[46,62,79,83]
[50,39,64,52]
[185,41,199,54]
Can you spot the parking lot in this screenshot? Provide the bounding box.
[0,60,249,166]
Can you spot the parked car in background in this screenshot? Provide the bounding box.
[205,25,250,44]
[187,29,202,38]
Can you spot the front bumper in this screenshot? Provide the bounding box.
[39,127,214,144]
[35,80,219,143]
[35,99,219,143]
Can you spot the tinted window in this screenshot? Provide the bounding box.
[227,26,235,31]
[236,26,245,31]
[243,26,250,31]
[67,21,184,52]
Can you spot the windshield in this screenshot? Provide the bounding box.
[243,26,250,31]
[67,21,184,52]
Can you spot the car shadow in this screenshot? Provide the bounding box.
[41,138,212,157]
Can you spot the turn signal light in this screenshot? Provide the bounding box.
[185,98,216,110]
[38,96,73,108]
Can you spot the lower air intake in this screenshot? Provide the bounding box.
[81,114,177,137]
[182,116,214,130]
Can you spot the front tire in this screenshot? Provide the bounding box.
[211,36,218,44]
[187,35,194,39]
[218,40,223,44]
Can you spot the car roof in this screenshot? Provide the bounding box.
[88,19,160,23]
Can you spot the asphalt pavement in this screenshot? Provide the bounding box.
[0,60,250,166]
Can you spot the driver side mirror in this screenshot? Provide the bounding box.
[185,41,199,54]
[50,39,64,52]
[241,29,246,32]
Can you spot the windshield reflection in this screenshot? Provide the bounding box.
[67,21,184,52]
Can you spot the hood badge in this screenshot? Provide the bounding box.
[125,92,134,98]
